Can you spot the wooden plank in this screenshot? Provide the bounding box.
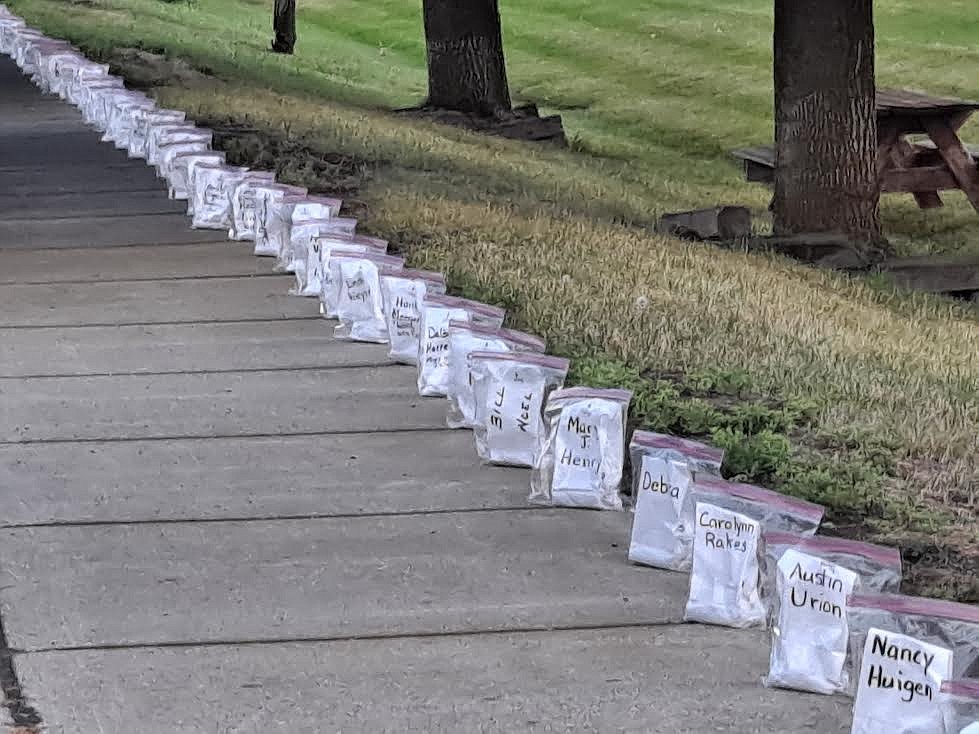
[909,139,979,160]
[877,88,979,115]
[656,207,752,240]
[925,119,979,211]
[731,146,775,167]
[744,159,774,184]
[731,146,774,183]
[883,255,979,293]
[881,166,956,194]
[876,124,900,178]
[887,137,943,208]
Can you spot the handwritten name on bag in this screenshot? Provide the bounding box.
[850,628,952,734]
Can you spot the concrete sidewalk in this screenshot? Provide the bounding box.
[0,57,853,732]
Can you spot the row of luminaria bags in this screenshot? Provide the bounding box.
[3,11,977,733]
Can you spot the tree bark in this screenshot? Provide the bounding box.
[422,0,512,117]
[272,0,296,54]
[773,0,882,246]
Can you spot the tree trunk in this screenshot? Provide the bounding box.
[272,0,296,54]
[773,0,882,246]
[422,0,512,117]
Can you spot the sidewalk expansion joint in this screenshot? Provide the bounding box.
[0,362,398,380]
[0,238,234,252]
[0,316,321,330]
[11,621,689,657]
[1,505,538,530]
[0,426,461,446]
[8,272,286,286]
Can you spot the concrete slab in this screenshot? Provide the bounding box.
[0,189,187,219]
[13,627,853,733]
[0,164,161,195]
[0,213,228,249]
[0,104,83,128]
[0,132,134,167]
[0,242,274,284]
[0,510,686,650]
[3,178,162,197]
[0,276,318,327]
[0,431,527,525]
[0,366,446,442]
[0,320,389,377]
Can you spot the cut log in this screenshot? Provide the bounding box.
[656,207,752,241]
[395,106,565,145]
[882,255,979,294]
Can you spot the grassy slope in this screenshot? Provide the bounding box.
[10,0,978,599]
[15,0,979,254]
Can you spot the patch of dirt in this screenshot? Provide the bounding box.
[896,535,979,603]
[201,118,373,217]
[397,103,566,146]
[107,47,212,89]
[827,520,979,603]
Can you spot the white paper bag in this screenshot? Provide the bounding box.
[379,270,447,365]
[765,549,858,694]
[251,186,308,256]
[471,352,570,467]
[684,501,765,628]
[530,387,632,510]
[191,165,248,230]
[851,628,952,734]
[445,322,545,429]
[315,232,387,306]
[229,173,280,242]
[333,257,406,342]
[128,109,185,159]
[675,477,824,573]
[416,295,506,397]
[169,151,225,202]
[292,219,361,296]
[273,196,342,271]
[627,431,724,571]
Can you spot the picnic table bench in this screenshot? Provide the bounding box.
[733,89,979,211]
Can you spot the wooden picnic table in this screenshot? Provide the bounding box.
[733,88,979,211]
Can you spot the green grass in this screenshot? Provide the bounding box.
[14,0,979,253]
[9,0,978,600]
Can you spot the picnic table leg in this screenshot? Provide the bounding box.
[892,138,943,209]
[924,119,979,212]
[877,126,943,210]
[876,125,899,179]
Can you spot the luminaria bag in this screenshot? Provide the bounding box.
[675,477,824,572]
[764,548,859,693]
[627,431,724,571]
[445,322,545,429]
[416,295,506,397]
[470,351,570,468]
[684,500,765,628]
[530,387,633,510]
[941,679,979,734]
[379,270,447,365]
[333,256,406,342]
